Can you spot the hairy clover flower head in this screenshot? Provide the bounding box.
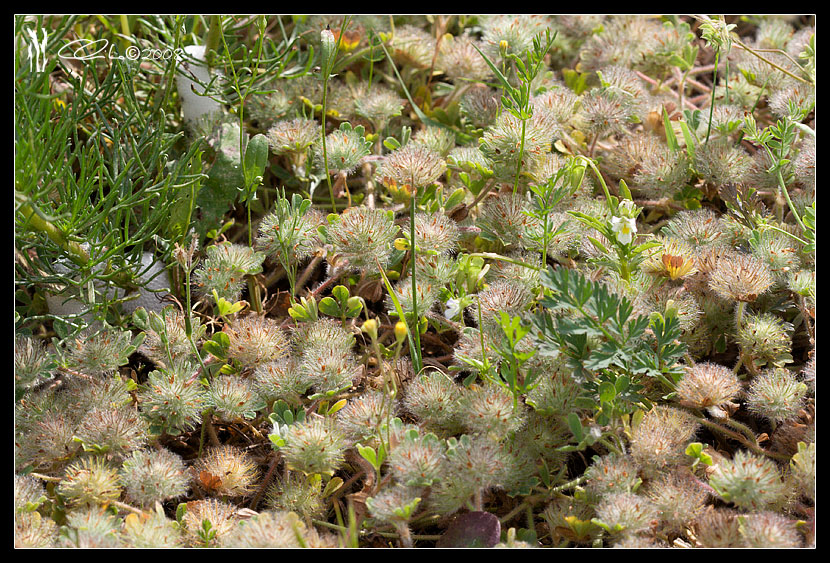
[709,252,774,302]
[119,448,189,507]
[193,445,259,497]
[224,315,289,368]
[437,35,492,82]
[736,312,793,368]
[314,123,372,176]
[194,242,265,302]
[139,360,203,435]
[746,367,806,423]
[739,511,802,548]
[377,143,447,190]
[281,417,347,476]
[266,118,318,156]
[353,85,404,128]
[326,206,399,272]
[403,372,463,435]
[205,375,263,422]
[459,84,501,129]
[676,362,742,409]
[708,449,786,511]
[58,457,122,507]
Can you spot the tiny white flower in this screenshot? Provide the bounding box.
[444,298,462,320]
[611,216,637,245]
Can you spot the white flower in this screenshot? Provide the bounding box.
[444,298,462,320]
[611,216,637,245]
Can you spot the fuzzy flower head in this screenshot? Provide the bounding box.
[437,35,492,82]
[223,315,290,369]
[119,448,189,507]
[139,360,204,435]
[14,335,54,391]
[675,362,742,409]
[459,85,501,129]
[708,449,786,511]
[256,198,324,267]
[314,122,372,176]
[193,445,259,497]
[377,143,447,197]
[193,242,265,303]
[205,375,264,422]
[736,312,793,369]
[58,457,122,507]
[353,85,404,129]
[745,367,807,423]
[65,328,135,377]
[266,118,318,156]
[708,252,774,302]
[326,206,399,273]
[280,417,348,476]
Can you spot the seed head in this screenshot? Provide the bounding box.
[459,84,501,129]
[388,432,447,487]
[204,375,264,422]
[377,143,447,190]
[630,405,699,477]
[193,445,259,497]
[58,456,122,507]
[314,122,372,175]
[14,335,54,391]
[645,471,708,535]
[477,192,540,251]
[266,474,325,520]
[366,484,422,524]
[708,449,786,511]
[122,511,184,548]
[675,362,742,409]
[736,312,793,368]
[390,25,435,68]
[281,417,347,476]
[14,512,57,548]
[402,371,463,435]
[739,511,802,548]
[662,208,727,249]
[336,389,392,443]
[458,382,526,440]
[266,118,318,156]
[119,448,189,507]
[790,441,816,502]
[224,315,290,368]
[247,89,292,129]
[253,357,309,406]
[143,306,206,367]
[584,452,642,498]
[193,242,265,302]
[746,367,806,423]
[61,507,123,548]
[693,507,744,548]
[593,492,658,536]
[708,252,774,302]
[353,85,404,128]
[73,406,148,460]
[139,360,204,435]
[326,206,399,273]
[65,328,134,377]
[181,499,237,547]
[437,35,492,82]
[694,137,752,186]
[292,317,355,357]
